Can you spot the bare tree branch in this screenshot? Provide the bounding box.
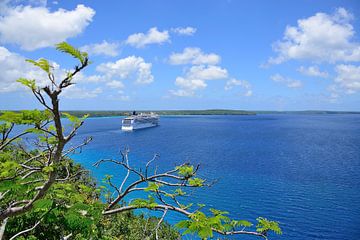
[9,220,41,240]
[0,218,8,240]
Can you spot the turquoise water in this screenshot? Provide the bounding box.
[71,114,360,239]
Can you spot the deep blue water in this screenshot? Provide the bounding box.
[70,114,360,240]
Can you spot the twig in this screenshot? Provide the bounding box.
[9,220,41,240]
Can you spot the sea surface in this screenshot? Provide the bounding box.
[70,114,360,240]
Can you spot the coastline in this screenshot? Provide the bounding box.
[1,110,360,119]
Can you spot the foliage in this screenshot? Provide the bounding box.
[0,110,51,126]
[26,59,52,74]
[256,217,282,235]
[175,208,251,239]
[56,42,88,65]
[1,146,179,240]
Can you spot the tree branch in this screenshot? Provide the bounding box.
[9,220,41,240]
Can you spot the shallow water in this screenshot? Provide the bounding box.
[71,114,360,239]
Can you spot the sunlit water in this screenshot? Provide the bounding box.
[70,114,360,240]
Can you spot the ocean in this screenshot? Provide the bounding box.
[71,114,360,239]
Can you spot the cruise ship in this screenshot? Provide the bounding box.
[121,112,159,131]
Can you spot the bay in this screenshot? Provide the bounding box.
[71,114,360,240]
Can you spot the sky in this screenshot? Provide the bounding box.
[0,0,360,111]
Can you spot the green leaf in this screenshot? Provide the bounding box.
[175,220,190,229]
[26,58,52,74]
[176,165,194,178]
[175,188,186,196]
[56,42,86,64]
[33,199,53,210]
[43,165,54,173]
[188,177,205,187]
[17,78,36,90]
[62,112,80,124]
[144,182,161,192]
[256,217,282,235]
[231,219,253,228]
[210,208,229,216]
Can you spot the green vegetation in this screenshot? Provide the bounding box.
[3,110,359,119]
[0,146,179,240]
[61,109,256,117]
[0,42,281,239]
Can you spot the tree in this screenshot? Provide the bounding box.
[0,42,281,239]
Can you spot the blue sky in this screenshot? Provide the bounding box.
[0,0,359,111]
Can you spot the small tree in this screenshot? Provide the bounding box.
[0,43,281,239]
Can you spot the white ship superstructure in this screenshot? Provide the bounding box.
[121,112,159,131]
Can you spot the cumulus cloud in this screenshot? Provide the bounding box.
[170,77,206,97]
[0,4,95,50]
[224,79,253,96]
[175,77,206,90]
[271,74,303,88]
[170,65,228,97]
[96,56,154,84]
[169,89,198,97]
[62,86,102,99]
[125,27,169,48]
[80,41,119,57]
[334,64,360,94]
[0,46,48,92]
[171,27,197,36]
[187,65,228,80]
[86,75,106,83]
[169,47,221,65]
[297,66,329,78]
[0,46,110,101]
[106,80,124,89]
[267,8,360,65]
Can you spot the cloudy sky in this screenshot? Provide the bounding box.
[0,0,359,111]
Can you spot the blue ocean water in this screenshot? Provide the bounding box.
[71,114,360,240]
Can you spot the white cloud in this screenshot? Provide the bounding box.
[125,27,169,48]
[297,66,329,78]
[175,77,207,90]
[334,64,360,94]
[106,80,124,89]
[171,27,197,36]
[267,8,360,65]
[271,74,303,88]
[169,77,206,97]
[96,56,154,84]
[86,75,106,83]
[0,4,95,50]
[62,86,102,99]
[187,65,228,80]
[1,0,48,11]
[224,79,253,96]
[327,84,341,102]
[170,65,228,97]
[169,89,196,97]
[115,90,130,101]
[80,41,119,57]
[0,46,107,101]
[0,46,48,92]
[169,47,221,65]
[170,78,206,97]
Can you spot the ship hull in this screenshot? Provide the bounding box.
[121,122,158,131]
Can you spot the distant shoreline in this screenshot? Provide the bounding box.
[1,110,360,118]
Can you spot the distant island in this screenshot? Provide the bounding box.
[66,109,256,117]
[62,110,360,117]
[1,110,359,118]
